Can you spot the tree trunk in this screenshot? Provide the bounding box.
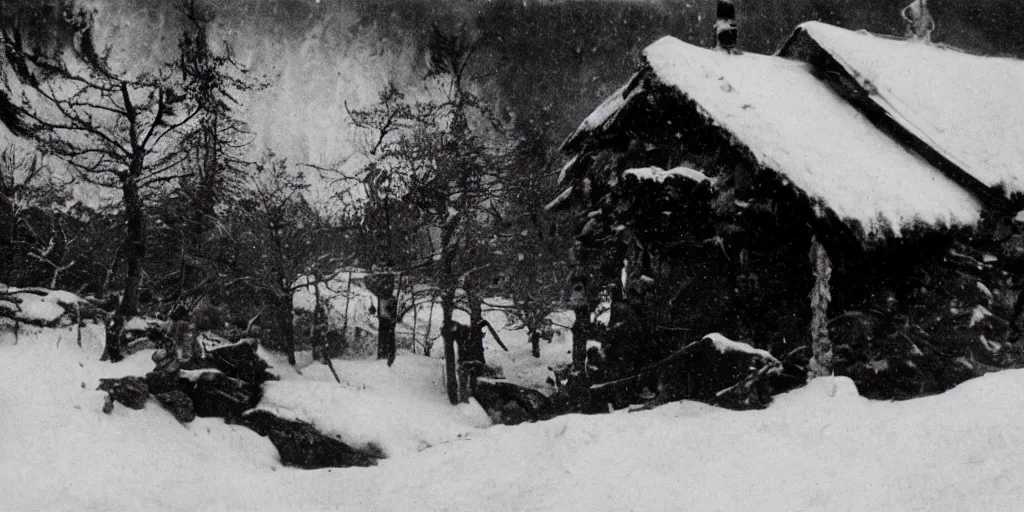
[457,289,485,404]
[529,329,541,358]
[808,236,833,377]
[278,292,296,366]
[375,272,397,365]
[103,175,145,362]
[340,270,352,354]
[411,299,419,355]
[424,296,435,357]
[571,304,590,372]
[467,291,485,365]
[570,273,592,375]
[440,217,459,404]
[441,288,458,404]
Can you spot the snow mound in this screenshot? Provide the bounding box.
[0,286,89,325]
[7,317,1024,510]
[258,353,492,458]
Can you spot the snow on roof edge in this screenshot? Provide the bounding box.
[639,35,983,239]
[791,21,1024,201]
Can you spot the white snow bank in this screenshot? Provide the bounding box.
[1,289,70,324]
[642,36,982,235]
[797,22,1024,198]
[0,330,284,512]
[7,320,1024,511]
[256,362,491,457]
[260,351,493,457]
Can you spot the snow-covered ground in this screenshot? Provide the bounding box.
[258,351,492,458]
[4,309,1024,511]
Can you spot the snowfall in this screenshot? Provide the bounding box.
[3,292,1024,511]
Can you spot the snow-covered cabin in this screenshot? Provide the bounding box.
[556,21,1024,399]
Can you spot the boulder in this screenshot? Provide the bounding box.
[473,378,552,425]
[120,317,166,356]
[239,410,379,469]
[154,390,196,423]
[204,338,277,385]
[97,376,150,410]
[181,369,260,419]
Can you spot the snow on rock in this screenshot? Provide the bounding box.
[703,332,778,361]
[623,165,714,185]
[970,305,993,328]
[123,316,158,332]
[796,21,1024,198]
[0,287,101,330]
[257,354,492,458]
[642,35,983,236]
[16,296,66,324]
[0,331,284,512]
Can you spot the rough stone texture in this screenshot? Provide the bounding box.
[185,371,259,419]
[97,376,149,410]
[204,339,277,385]
[474,378,552,425]
[239,410,378,469]
[154,390,196,423]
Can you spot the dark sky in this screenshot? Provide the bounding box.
[5,0,1023,155]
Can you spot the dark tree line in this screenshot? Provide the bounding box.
[0,1,352,366]
[0,2,572,403]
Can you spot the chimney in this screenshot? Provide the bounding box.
[715,0,738,53]
[901,0,935,41]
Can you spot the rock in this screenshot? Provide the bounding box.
[239,410,378,469]
[120,317,165,357]
[144,370,181,395]
[97,376,149,410]
[474,378,552,425]
[154,391,196,423]
[184,370,259,419]
[204,339,277,384]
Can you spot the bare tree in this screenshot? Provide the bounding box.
[0,8,201,360]
[167,0,262,300]
[213,152,352,365]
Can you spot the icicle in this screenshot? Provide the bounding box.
[808,236,833,377]
[901,0,935,42]
[715,0,738,53]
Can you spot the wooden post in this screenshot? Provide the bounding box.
[411,294,419,355]
[341,271,352,343]
[76,301,82,348]
[808,236,833,377]
[424,295,435,357]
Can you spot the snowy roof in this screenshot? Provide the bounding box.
[786,22,1024,201]
[561,75,642,153]
[640,36,982,235]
